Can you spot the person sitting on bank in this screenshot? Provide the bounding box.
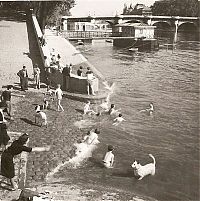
[0,133,50,191]
[77,66,83,76]
[86,68,96,96]
[83,101,97,115]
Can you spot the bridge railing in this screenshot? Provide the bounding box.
[61,31,122,39]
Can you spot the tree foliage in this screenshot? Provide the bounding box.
[0,1,75,30]
[151,0,199,17]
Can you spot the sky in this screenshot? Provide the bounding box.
[71,0,156,17]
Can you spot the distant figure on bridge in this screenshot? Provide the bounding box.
[33,64,40,89]
[17,65,28,91]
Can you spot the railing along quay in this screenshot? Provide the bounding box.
[61,31,122,39]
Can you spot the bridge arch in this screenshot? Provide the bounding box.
[151,21,172,27]
[124,19,143,24]
[178,21,198,30]
[152,21,173,39]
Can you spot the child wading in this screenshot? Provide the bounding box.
[55,84,64,112]
[103,145,114,168]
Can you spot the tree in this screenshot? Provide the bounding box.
[31,1,75,31]
[123,3,128,15]
[0,1,75,31]
[151,0,199,16]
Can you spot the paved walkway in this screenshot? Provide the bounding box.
[0,13,33,87]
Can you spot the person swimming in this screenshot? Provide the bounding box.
[140,103,154,115]
[108,104,121,116]
[112,113,126,126]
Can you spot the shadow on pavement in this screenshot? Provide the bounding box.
[20,117,36,126]
[0,10,26,23]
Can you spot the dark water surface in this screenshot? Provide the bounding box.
[61,40,199,201]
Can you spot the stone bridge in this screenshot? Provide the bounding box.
[62,15,199,42]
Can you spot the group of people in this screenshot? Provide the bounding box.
[17,64,41,91]
[81,99,154,168]
[83,100,126,126]
[79,100,125,168]
[77,66,97,96]
[0,82,66,191]
[0,86,50,191]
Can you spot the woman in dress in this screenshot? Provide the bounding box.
[0,122,10,152]
[1,133,50,190]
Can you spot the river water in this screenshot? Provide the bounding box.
[60,38,199,200]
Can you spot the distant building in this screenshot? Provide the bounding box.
[61,17,111,32]
[132,4,152,15]
[123,3,152,16]
[115,22,156,39]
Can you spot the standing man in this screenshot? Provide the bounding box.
[1,85,13,120]
[1,85,24,120]
[33,64,40,89]
[17,65,28,91]
[62,64,72,91]
[44,56,51,87]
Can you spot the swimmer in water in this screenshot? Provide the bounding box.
[112,113,126,126]
[108,104,121,116]
[84,128,100,145]
[140,103,154,115]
